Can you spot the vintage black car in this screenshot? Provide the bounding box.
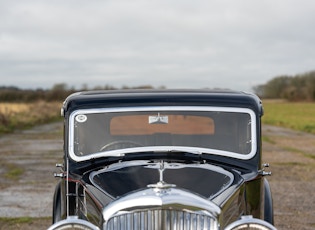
[48,89,276,230]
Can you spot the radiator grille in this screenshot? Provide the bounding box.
[105,209,217,230]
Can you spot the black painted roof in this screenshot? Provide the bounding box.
[62,89,263,116]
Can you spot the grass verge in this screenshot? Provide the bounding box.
[0,101,62,135]
[0,217,51,230]
[0,217,34,225]
[262,100,315,134]
[4,163,24,180]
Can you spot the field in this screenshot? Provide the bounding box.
[262,100,315,134]
[0,100,315,229]
[0,101,62,134]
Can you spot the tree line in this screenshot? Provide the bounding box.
[253,70,315,101]
[0,83,161,102]
[1,70,315,102]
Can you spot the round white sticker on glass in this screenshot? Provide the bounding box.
[76,114,87,123]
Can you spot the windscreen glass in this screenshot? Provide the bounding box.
[70,107,256,159]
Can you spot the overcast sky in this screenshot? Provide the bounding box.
[1,0,315,92]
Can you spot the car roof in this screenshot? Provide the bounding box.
[62,89,263,116]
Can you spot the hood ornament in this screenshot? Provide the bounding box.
[147,161,176,190]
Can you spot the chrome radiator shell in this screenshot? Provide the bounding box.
[103,184,220,230]
[105,209,217,230]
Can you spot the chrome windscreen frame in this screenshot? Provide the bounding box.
[68,106,257,162]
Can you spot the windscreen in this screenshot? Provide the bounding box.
[69,107,256,160]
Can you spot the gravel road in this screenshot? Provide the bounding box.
[262,125,315,230]
[0,122,314,229]
[0,122,63,219]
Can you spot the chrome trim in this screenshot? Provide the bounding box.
[259,163,272,176]
[68,106,257,162]
[103,187,221,223]
[225,215,277,230]
[105,209,218,230]
[60,107,64,117]
[47,216,100,230]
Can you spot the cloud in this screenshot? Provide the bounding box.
[1,0,315,91]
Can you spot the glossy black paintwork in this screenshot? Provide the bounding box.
[68,161,260,228]
[90,163,234,199]
[62,89,263,175]
[63,90,263,116]
[53,89,273,228]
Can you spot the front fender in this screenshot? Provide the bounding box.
[264,178,274,224]
[52,181,62,224]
